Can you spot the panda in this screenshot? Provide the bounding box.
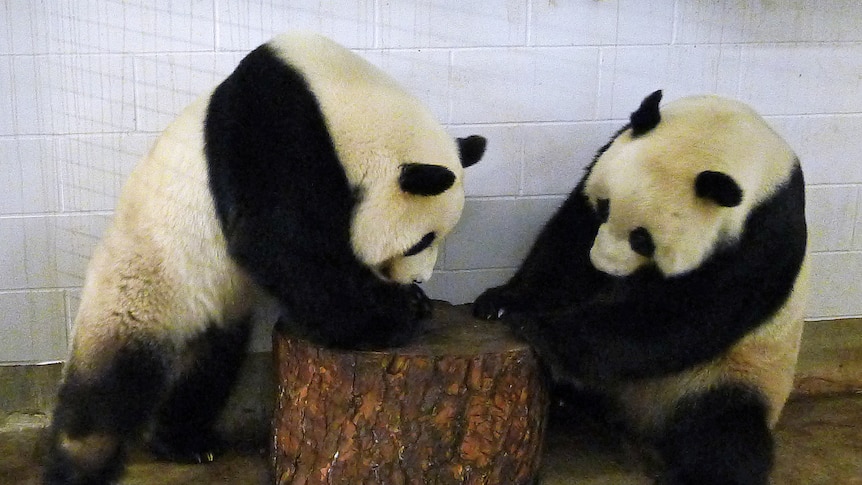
[474,90,807,485]
[44,32,486,485]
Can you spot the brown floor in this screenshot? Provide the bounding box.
[2,393,860,484]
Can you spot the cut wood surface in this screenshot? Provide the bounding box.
[272,301,549,485]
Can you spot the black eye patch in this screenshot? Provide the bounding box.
[404,232,436,257]
[629,227,655,258]
[595,198,610,223]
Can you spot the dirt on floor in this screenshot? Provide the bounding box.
[2,393,860,484]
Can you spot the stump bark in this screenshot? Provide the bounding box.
[272,301,549,485]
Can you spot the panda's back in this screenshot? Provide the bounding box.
[266,32,459,189]
[77,93,258,342]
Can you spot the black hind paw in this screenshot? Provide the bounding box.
[43,437,125,485]
[146,430,223,464]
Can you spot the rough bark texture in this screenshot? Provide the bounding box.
[272,301,549,485]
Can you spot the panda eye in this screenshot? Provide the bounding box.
[629,227,655,258]
[595,198,610,223]
[404,232,436,257]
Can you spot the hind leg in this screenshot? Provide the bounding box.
[44,339,169,485]
[146,319,252,463]
[656,384,774,485]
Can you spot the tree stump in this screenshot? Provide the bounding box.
[272,301,549,485]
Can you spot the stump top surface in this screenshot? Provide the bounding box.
[393,300,530,356]
[276,300,531,357]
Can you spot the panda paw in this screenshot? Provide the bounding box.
[472,286,511,320]
[407,283,433,321]
[146,431,223,464]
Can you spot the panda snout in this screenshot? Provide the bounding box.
[590,229,640,277]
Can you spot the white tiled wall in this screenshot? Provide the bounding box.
[2,1,861,363]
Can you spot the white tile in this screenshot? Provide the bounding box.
[0,138,60,214]
[360,49,451,123]
[808,252,862,319]
[530,0,617,46]
[0,218,47,290]
[854,188,862,251]
[615,0,676,45]
[53,215,112,288]
[676,0,862,44]
[532,0,674,46]
[738,44,862,116]
[378,0,527,48]
[58,134,154,212]
[5,55,136,136]
[65,289,81,342]
[0,291,67,363]
[450,47,600,124]
[448,125,522,197]
[805,186,857,252]
[598,45,741,120]
[522,121,620,195]
[768,115,862,186]
[444,197,565,270]
[0,215,110,291]
[217,0,375,51]
[0,1,215,54]
[0,0,32,54]
[421,269,516,305]
[811,1,862,42]
[134,53,242,132]
[0,57,13,133]
[676,1,809,44]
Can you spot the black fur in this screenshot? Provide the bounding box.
[205,44,432,350]
[399,163,456,196]
[630,90,663,137]
[657,384,774,485]
[696,171,744,207]
[146,320,251,463]
[473,109,805,483]
[44,341,167,485]
[473,148,806,382]
[457,135,487,168]
[44,321,252,484]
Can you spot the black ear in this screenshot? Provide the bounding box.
[630,90,663,137]
[399,163,456,196]
[695,171,743,207]
[457,135,486,168]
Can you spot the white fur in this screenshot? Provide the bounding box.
[583,94,807,436]
[615,257,808,435]
[269,32,466,284]
[69,93,264,376]
[586,94,797,277]
[69,32,466,372]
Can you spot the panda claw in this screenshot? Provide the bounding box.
[199,451,216,464]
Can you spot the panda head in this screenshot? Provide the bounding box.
[584,90,797,278]
[352,134,486,285]
[263,33,487,285]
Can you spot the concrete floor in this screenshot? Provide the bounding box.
[2,393,860,485]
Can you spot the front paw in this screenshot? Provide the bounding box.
[473,286,511,320]
[408,283,433,320]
